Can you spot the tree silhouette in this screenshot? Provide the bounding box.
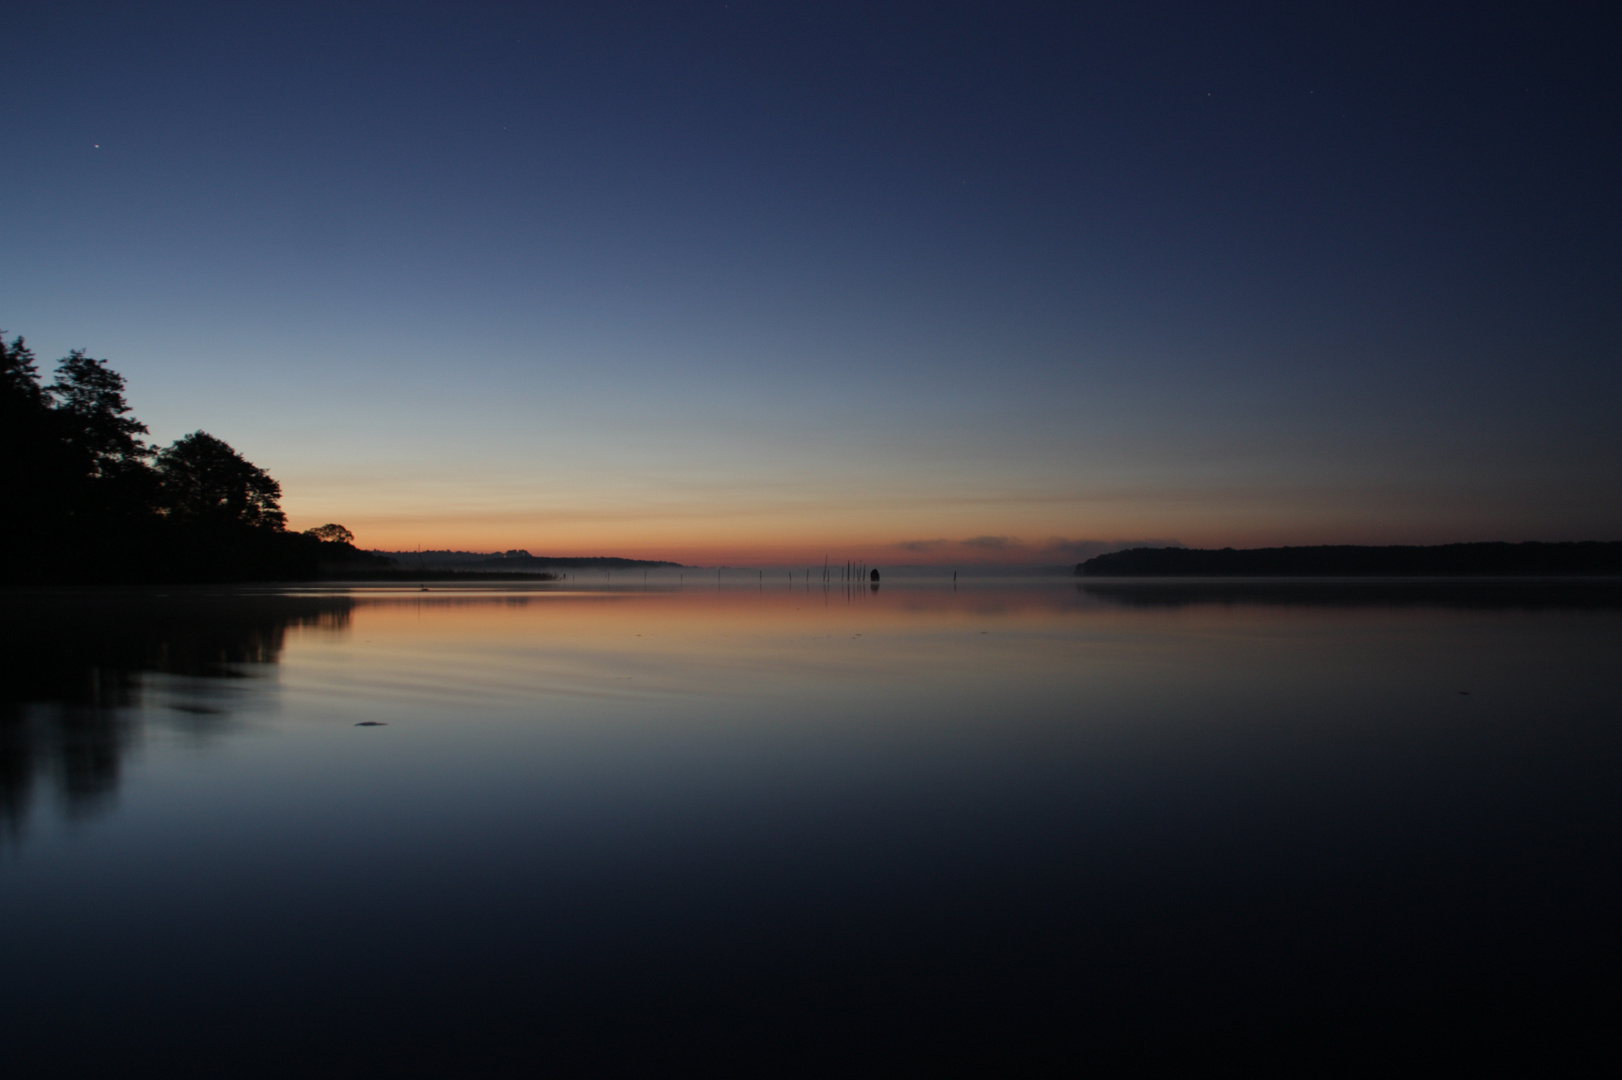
[2,328,386,582]
[47,350,150,477]
[304,523,354,544]
[3,334,79,543]
[1,333,45,410]
[156,432,286,530]
[2,334,53,473]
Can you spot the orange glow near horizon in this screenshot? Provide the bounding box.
[282,501,1579,568]
[264,383,1622,566]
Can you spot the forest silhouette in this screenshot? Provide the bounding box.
[2,331,376,583]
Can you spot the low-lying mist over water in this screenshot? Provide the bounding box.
[4,580,1618,1072]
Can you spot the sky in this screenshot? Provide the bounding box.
[4,1,1619,564]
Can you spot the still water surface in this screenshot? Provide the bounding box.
[3,581,1619,1074]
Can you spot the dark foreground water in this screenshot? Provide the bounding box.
[3,580,1619,1075]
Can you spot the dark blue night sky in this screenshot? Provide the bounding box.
[5,2,1618,560]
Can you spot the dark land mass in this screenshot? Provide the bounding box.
[1079,579,1622,611]
[331,569,564,582]
[3,331,391,585]
[11,526,394,586]
[375,550,682,572]
[1078,542,1622,578]
[2,331,669,585]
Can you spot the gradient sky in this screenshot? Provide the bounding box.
[5,2,1619,564]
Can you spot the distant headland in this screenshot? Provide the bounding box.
[1077,542,1622,577]
[374,550,682,573]
[346,551,684,581]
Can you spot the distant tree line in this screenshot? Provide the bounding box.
[387,550,681,571]
[1077,543,1622,577]
[2,330,377,583]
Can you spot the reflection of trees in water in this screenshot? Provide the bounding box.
[0,592,354,836]
[0,706,133,830]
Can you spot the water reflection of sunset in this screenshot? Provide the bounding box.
[272,583,1601,743]
[282,585,1117,720]
[7,583,1621,1075]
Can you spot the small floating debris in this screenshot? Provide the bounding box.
[355,721,388,726]
[1458,691,1470,696]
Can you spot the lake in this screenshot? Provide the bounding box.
[3,579,1619,1075]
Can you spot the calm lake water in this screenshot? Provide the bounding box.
[3,580,1619,1075]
